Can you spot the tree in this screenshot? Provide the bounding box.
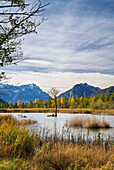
[105,91,110,102]
[60,97,64,108]
[8,100,12,108]
[100,93,105,102]
[17,99,22,107]
[44,98,52,108]
[0,72,8,83]
[70,97,76,108]
[110,92,114,102]
[48,88,60,117]
[0,0,49,81]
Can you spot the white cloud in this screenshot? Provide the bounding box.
[1,0,114,90]
[19,7,114,74]
[6,71,114,93]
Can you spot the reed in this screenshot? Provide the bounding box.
[65,117,83,127]
[0,122,36,158]
[0,114,39,158]
[30,141,114,170]
[0,114,113,169]
[84,118,110,128]
[66,117,110,129]
[0,114,18,124]
[19,119,37,125]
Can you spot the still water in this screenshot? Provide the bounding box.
[1,112,114,139]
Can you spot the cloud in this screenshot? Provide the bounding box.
[19,0,114,74]
[6,71,114,92]
[2,0,114,90]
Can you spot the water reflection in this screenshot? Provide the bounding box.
[2,112,113,139]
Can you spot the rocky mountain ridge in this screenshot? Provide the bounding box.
[0,83,50,104]
[59,83,100,98]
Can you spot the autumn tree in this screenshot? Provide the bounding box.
[48,87,60,117]
[60,97,64,108]
[70,97,76,108]
[17,99,22,107]
[0,0,49,81]
[105,91,110,102]
[44,98,52,108]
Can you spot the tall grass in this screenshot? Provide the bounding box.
[31,141,114,170]
[0,114,113,169]
[0,114,17,124]
[0,114,39,158]
[0,123,35,158]
[66,117,110,128]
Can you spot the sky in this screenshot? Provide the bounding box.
[1,0,114,93]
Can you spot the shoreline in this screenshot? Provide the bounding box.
[0,108,114,115]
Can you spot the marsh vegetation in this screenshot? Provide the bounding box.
[0,114,114,169]
[66,117,110,129]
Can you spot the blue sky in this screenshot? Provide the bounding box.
[1,0,114,92]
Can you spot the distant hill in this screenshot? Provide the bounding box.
[92,86,114,96]
[0,98,6,103]
[59,83,100,98]
[0,83,50,104]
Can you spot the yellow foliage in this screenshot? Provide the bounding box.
[80,97,83,101]
[90,97,95,103]
[8,101,11,106]
[17,100,21,107]
[71,97,75,103]
[60,97,64,104]
[68,97,71,103]
[51,100,55,107]
[98,98,102,102]
[33,99,39,104]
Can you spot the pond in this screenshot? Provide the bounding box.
[1,112,114,140]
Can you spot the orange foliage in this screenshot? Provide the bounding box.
[71,97,75,103]
[60,97,64,104]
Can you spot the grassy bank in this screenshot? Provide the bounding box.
[0,114,114,169]
[0,142,113,170]
[0,108,114,115]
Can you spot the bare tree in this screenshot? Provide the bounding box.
[48,87,60,117]
[0,0,49,81]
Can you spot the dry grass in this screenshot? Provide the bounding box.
[66,117,83,127]
[0,123,35,159]
[0,114,113,169]
[30,141,114,170]
[19,119,37,125]
[66,117,110,128]
[0,114,38,158]
[0,114,37,126]
[84,118,110,128]
[0,114,18,124]
[0,142,113,169]
[0,108,114,115]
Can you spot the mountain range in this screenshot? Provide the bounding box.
[59,83,100,98]
[0,83,113,104]
[92,86,114,96]
[0,83,50,104]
